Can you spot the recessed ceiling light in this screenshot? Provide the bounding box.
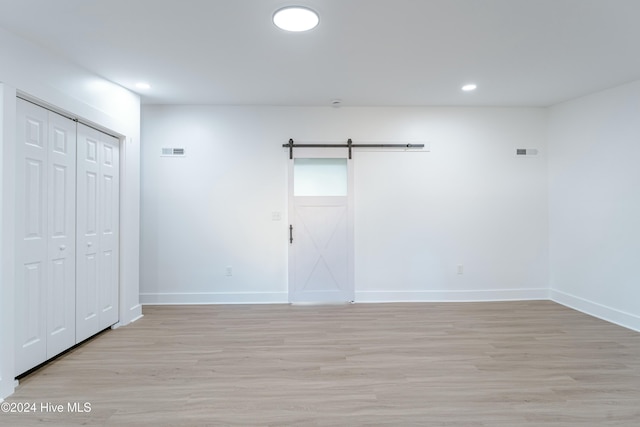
[135,82,151,90]
[462,84,477,92]
[273,6,319,32]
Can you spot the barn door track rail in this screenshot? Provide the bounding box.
[283,138,425,159]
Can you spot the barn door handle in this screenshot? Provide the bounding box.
[289,225,293,244]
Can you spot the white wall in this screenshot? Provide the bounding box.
[0,26,142,399]
[548,80,640,331]
[141,106,549,304]
[0,83,17,401]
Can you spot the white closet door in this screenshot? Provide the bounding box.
[15,100,49,374]
[76,124,119,342]
[46,111,77,359]
[15,100,78,375]
[97,133,119,330]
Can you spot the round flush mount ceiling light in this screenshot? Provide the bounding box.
[462,83,477,92]
[273,6,319,32]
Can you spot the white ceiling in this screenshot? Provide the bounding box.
[1,0,640,107]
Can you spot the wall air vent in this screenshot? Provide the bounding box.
[161,147,185,157]
[516,148,539,156]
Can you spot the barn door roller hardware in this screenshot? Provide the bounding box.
[283,138,424,159]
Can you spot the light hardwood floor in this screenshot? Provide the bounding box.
[2,301,640,426]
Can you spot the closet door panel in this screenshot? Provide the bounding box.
[98,136,119,329]
[76,125,119,341]
[46,112,77,358]
[76,125,101,342]
[15,99,48,375]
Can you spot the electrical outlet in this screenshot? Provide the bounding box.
[225,266,232,277]
[457,264,464,275]
[272,212,282,221]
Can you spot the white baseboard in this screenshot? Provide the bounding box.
[550,289,640,332]
[128,303,143,323]
[140,292,289,305]
[129,313,144,323]
[355,288,549,302]
[141,289,550,305]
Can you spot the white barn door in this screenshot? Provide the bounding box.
[15,100,76,375]
[76,124,119,342]
[288,149,354,303]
